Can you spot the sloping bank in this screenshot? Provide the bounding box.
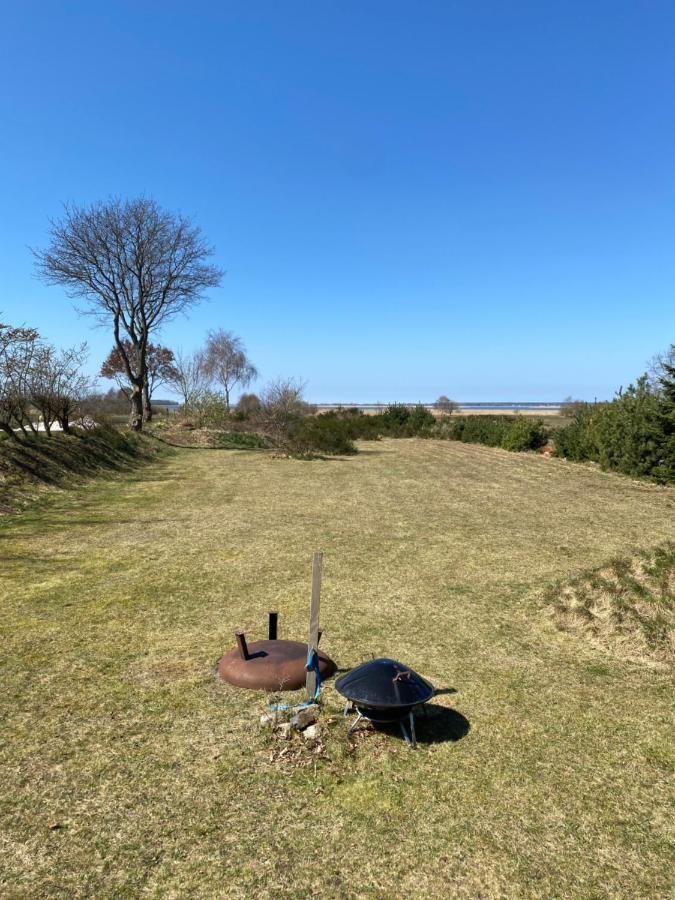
[0,426,167,512]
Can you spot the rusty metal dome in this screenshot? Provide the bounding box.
[217,638,335,691]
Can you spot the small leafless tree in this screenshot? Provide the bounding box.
[0,319,40,439]
[100,340,177,421]
[165,347,209,409]
[30,343,90,434]
[259,377,311,439]
[30,345,61,435]
[203,329,257,410]
[34,197,223,431]
[435,395,459,416]
[235,392,262,417]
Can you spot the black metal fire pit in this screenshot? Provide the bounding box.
[335,658,434,748]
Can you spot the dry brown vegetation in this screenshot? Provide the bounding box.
[546,543,675,668]
[1,438,674,897]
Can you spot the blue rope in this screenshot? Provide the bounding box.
[268,647,321,711]
[305,646,321,702]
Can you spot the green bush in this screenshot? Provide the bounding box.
[381,403,411,430]
[380,403,436,436]
[406,404,436,435]
[311,410,380,441]
[213,431,269,450]
[448,415,512,446]
[286,416,357,456]
[345,413,383,440]
[553,374,673,483]
[444,415,548,452]
[553,404,599,461]
[593,378,668,480]
[500,417,548,451]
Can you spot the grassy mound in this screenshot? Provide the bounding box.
[545,543,675,667]
[0,427,165,510]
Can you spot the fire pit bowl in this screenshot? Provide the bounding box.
[335,657,434,748]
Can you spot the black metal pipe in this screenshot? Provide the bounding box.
[268,610,278,641]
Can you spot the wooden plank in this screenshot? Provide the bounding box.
[306,551,322,701]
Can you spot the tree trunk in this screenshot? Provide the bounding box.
[129,385,144,431]
[0,421,18,440]
[142,381,153,422]
[58,414,71,434]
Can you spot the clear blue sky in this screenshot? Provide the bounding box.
[1,1,674,401]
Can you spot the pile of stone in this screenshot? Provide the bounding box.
[261,703,320,742]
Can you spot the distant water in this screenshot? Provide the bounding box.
[315,401,563,412]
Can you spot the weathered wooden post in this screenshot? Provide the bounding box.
[306,552,322,702]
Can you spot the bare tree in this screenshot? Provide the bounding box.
[0,319,40,439]
[165,347,209,409]
[28,344,60,435]
[435,395,459,416]
[31,343,91,434]
[34,197,223,430]
[203,329,257,410]
[235,392,262,417]
[259,377,311,438]
[30,343,90,434]
[100,340,177,421]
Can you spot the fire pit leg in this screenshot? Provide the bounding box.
[347,709,365,735]
[399,711,417,749]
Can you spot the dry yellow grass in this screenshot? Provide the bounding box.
[1,438,674,898]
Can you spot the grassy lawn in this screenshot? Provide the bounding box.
[1,439,674,898]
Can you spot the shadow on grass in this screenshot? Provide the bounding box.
[415,703,471,744]
[361,703,470,746]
